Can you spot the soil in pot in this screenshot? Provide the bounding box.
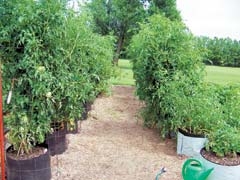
[6,146,51,180]
[201,148,240,166]
[200,148,240,180]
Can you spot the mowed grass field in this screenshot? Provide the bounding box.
[112,59,240,85]
[111,59,135,86]
[205,66,240,85]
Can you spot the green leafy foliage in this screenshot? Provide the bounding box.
[147,0,181,21]
[218,84,240,127]
[87,0,146,63]
[205,84,240,157]
[0,0,114,155]
[87,0,182,63]
[1,0,66,155]
[129,14,204,137]
[57,11,114,121]
[171,84,223,135]
[206,124,240,157]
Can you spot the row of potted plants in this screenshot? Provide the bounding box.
[0,1,114,180]
[173,83,240,153]
[129,13,240,180]
[174,83,240,179]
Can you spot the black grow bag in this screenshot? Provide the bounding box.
[6,147,51,180]
[45,128,67,156]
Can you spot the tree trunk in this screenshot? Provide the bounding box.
[113,33,124,65]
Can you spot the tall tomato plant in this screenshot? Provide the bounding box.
[0,0,67,155]
[129,14,204,137]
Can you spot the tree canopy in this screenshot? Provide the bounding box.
[146,0,181,21]
[87,0,146,64]
[87,0,181,64]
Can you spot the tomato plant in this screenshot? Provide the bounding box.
[0,0,114,155]
[128,14,204,137]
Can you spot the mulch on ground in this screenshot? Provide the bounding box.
[51,86,186,180]
[0,86,186,180]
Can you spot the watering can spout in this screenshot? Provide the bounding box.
[182,158,214,180]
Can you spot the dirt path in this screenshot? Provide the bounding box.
[51,86,186,180]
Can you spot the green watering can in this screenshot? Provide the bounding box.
[182,158,214,180]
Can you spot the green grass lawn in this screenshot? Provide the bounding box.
[205,66,240,85]
[111,59,135,86]
[111,59,240,86]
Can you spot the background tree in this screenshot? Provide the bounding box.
[146,0,181,21]
[87,0,146,64]
[87,0,181,64]
[196,36,240,67]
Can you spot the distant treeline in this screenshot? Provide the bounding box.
[197,36,240,67]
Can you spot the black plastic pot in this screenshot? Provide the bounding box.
[6,147,51,180]
[45,128,67,156]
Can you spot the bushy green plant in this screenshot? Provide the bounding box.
[128,14,204,137]
[218,84,240,127]
[0,0,114,155]
[0,0,67,154]
[206,124,240,157]
[54,11,114,123]
[171,83,223,135]
[205,84,240,157]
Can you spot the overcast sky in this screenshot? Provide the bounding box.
[176,0,240,40]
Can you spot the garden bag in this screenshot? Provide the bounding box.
[177,130,207,157]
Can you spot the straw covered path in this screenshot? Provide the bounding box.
[51,86,186,180]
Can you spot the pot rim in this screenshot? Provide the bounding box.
[178,128,206,138]
[200,148,240,167]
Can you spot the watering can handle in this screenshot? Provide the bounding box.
[182,158,203,178]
